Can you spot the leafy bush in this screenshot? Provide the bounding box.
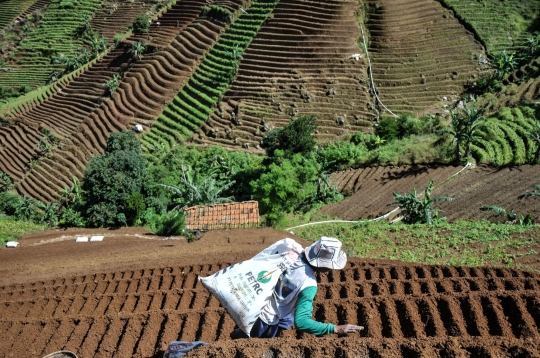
[149,209,185,236]
[0,191,22,216]
[201,5,233,23]
[263,115,317,158]
[132,15,150,34]
[376,117,400,141]
[82,131,147,227]
[316,141,366,172]
[251,151,342,225]
[59,1,74,9]
[58,207,86,228]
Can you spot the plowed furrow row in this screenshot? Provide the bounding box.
[2,263,537,301]
[190,337,540,358]
[2,288,540,340]
[1,293,539,357]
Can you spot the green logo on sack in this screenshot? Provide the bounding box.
[257,270,272,284]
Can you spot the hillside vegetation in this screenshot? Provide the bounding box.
[0,0,539,228]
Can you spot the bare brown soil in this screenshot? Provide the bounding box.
[1,227,540,357]
[323,164,540,223]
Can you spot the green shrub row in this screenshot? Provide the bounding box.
[0,0,39,29]
[471,107,539,165]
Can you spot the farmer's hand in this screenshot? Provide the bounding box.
[335,324,364,335]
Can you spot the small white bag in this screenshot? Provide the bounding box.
[199,238,302,336]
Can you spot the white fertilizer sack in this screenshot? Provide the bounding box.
[199,238,302,336]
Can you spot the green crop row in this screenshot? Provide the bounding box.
[142,0,280,149]
[438,0,540,55]
[0,0,38,29]
[471,107,539,165]
[0,0,102,92]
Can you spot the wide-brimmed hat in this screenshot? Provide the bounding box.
[305,237,347,269]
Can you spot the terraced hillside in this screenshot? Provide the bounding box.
[0,0,41,30]
[438,0,540,55]
[0,0,102,90]
[0,0,232,202]
[192,0,374,149]
[0,0,539,205]
[1,240,540,357]
[365,0,484,115]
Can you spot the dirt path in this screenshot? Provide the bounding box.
[1,228,540,357]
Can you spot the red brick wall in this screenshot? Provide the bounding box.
[183,201,260,230]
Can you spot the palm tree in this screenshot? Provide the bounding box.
[438,99,489,162]
[492,50,518,80]
[160,165,235,208]
[390,179,454,224]
[129,41,146,60]
[58,176,84,208]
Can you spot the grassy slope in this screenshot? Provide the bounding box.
[0,216,47,245]
[284,215,540,272]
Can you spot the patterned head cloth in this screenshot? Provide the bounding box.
[305,237,347,269]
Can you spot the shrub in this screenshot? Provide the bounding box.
[149,209,185,236]
[376,117,399,141]
[251,151,341,225]
[59,1,74,9]
[132,15,150,34]
[201,5,233,23]
[316,141,365,172]
[58,207,86,228]
[263,115,318,158]
[0,191,22,216]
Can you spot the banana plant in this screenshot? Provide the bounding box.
[391,179,454,224]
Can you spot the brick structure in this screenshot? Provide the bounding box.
[183,201,260,230]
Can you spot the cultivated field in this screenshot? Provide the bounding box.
[1,229,540,357]
[1,0,540,357]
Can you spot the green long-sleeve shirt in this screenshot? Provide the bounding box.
[294,286,335,336]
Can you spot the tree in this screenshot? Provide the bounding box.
[391,179,454,224]
[82,131,147,227]
[131,15,150,34]
[250,151,341,224]
[262,115,317,158]
[438,99,489,162]
[129,41,146,60]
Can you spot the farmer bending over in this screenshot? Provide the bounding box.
[232,237,364,338]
